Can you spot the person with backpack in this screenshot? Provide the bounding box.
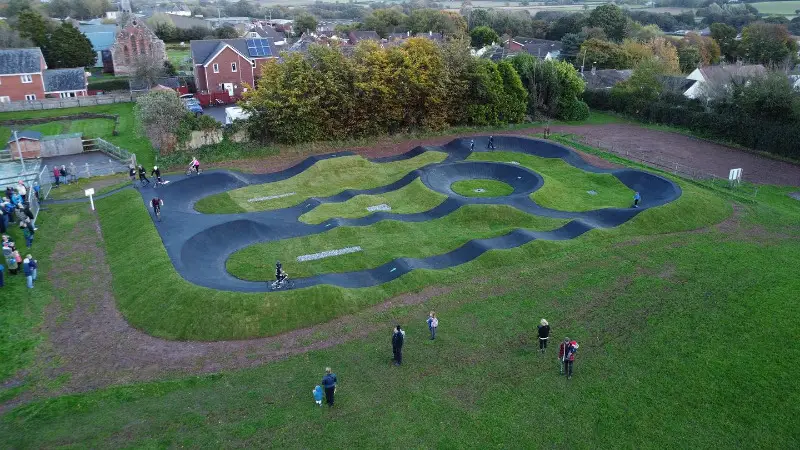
[537,319,550,354]
[558,338,579,380]
[392,325,405,366]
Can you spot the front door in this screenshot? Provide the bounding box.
[223,83,234,97]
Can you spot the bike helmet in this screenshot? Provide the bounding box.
[153,165,158,170]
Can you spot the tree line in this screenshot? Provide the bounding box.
[239,38,587,145]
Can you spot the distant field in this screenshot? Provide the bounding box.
[749,1,800,16]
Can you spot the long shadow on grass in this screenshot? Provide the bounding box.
[140,136,681,291]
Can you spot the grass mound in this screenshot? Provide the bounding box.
[450,179,514,197]
[469,151,633,211]
[300,179,446,224]
[195,152,447,214]
[227,205,569,280]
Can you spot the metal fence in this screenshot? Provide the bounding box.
[560,135,760,198]
[95,138,137,168]
[0,93,140,112]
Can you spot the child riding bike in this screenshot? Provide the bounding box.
[187,157,201,175]
[151,197,163,220]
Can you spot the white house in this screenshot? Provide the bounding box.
[684,64,766,99]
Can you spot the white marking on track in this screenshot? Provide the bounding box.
[247,192,296,203]
[297,246,363,262]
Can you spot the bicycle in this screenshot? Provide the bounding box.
[186,165,202,176]
[153,205,161,222]
[270,275,293,290]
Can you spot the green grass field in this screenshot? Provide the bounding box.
[299,179,446,224]
[227,205,568,280]
[451,179,514,197]
[195,152,447,214]
[0,103,156,169]
[750,1,800,15]
[1,137,798,447]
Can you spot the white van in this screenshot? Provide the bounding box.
[225,106,251,125]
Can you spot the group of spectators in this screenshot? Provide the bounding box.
[1,179,40,289]
[313,313,581,408]
[52,164,77,186]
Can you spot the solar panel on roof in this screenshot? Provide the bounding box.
[246,38,271,58]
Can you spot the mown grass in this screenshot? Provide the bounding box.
[46,173,131,200]
[470,151,634,211]
[0,103,156,169]
[299,179,446,224]
[451,179,514,197]
[227,205,569,280]
[2,186,797,447]
[0,203,86,403]
[195,152,447,214]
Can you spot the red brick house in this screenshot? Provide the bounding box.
[0,48,88,103]
[190,38,277,104]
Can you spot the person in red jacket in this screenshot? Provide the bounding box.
[558,338,579,380]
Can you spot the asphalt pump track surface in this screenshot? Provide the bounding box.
[140,136,682,292]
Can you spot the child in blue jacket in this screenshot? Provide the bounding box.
[312,385,323,406]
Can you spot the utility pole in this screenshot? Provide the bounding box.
[13,130,26,173]
[580,48,587,74]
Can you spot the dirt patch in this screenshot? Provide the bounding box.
[205,124,800,186]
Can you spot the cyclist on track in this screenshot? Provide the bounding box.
[151,165,163,185]
[275,261,287,283]
[189,156,200,174]
[151,197,163,218]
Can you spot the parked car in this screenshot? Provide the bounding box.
[180,94,203,116]
[225,106,250,126]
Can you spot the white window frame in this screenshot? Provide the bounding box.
[250,59,256,68]
[25,94,36,101]
[0,96,10,103]
[231,62,237,72]
[59,92,77,98]
[21,74,32,83]
[212,63,219,73]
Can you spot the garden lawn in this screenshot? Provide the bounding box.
[300,179,446,224]
[196,152,447,214]
[227,205,569,280]
[749,0,800,15]
[0,103,156,169]
[469,151,634,211]
[2,183,799,447]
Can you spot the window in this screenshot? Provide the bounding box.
[0,96,10,103]
[251,59,256,68]
[59,92,76,98]
[213,63,219,73]
[25,94,36,101]
[21,74,32,83]
[231,62,237,72]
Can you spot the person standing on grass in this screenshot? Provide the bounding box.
[558,338,579,380]
[27,254,37,282]
[33,182,40,203]
[538,319,550,354]
[426,312,438,340]
[322,367,337,407]
[21,222,33,248]
[22,256,33,288]
[59,166,68,185]
[129,165,137,185]
[17,181,27,205]
[53,166,60,186]
[633,192,641,208]
[392,325,405,365]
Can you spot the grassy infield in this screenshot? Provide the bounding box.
[1,133,799,445]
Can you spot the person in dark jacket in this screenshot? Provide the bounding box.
[558,338,579,379]
[488,135,495,149]
[392,325,405,366]
[59,165,68,185]
[537,319,550,354]
[321,367,337,407]
[138,165,151,186]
